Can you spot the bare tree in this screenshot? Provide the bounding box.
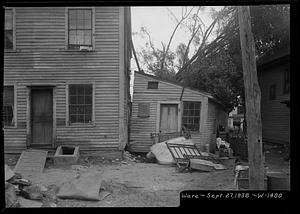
[159,7,194,72]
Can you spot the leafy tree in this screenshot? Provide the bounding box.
[180,5,290,111]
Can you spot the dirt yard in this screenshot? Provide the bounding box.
[5,154,237,207]
[5,145,289,207]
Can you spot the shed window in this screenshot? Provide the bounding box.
[5,9,13,50]
[69,84,93,123]
[283,65,290,94]
[269,84,276,100]
[2,86,14,126]
[182,101,201,132]
[147,81,158,89]
[138,103,150,117]
[68,9,93,50]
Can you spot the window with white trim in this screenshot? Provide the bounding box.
[69,84,93,124]
[182,101,201,132]
[2,86,15,127]
[68,8,93,50]
[5,9,14,50]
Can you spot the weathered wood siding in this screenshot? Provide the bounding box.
[130,72,227,152]
[258,62,290,144]
[206,101,228,152]
[4,7,130,154]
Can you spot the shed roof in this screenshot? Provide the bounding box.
[135,71,226,109]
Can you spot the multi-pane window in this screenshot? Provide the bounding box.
[5,9,13,50]
[68,9,92,50]
[283,65,290,94]
[182,101,201,132]
[2,86,14,126]
[69,84,93,124]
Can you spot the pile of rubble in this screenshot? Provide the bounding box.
[5,164,59,208]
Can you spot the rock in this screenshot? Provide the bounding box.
[19,197,43,207]
[5,164,15,181]
[5,182,19,207]
[146,152,155,159]
[20,185,43,200]
[8,178,32,187]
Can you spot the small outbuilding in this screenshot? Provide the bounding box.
[129,71,228,153]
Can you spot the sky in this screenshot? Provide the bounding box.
[129,6,224,95]
[131,6,223,71]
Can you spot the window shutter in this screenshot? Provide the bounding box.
[138,103,150,117]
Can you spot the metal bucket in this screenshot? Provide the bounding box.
[267,173,290,190]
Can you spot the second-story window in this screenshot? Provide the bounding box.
[68,9,92,50]
[5,9,13,50]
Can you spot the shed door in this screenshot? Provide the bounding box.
[160,104,178,133]
[31,89,53,146]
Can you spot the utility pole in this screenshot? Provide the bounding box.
[237,6,264,190]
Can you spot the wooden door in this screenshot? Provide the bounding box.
[160,104,178,133]
[31,89,53,146]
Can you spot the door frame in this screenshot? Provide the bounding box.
[26,85,56,148]
[156,101,181,133]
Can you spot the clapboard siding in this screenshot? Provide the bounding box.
[258,63,290,144]
[4,7,130,154]
[130,72,228,152]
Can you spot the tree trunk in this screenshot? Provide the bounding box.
[238,6,264,190]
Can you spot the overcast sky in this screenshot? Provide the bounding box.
[129,6,224,95]
[130,6,223,71]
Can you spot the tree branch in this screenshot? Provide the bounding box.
[160,7,194,72]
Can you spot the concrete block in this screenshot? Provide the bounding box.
[53,146,79,166]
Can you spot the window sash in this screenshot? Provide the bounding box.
[5,9,13,50]
[182,101,201,131]
[68,9,92,49]
[68,84,93,124]
[2,86,14,126]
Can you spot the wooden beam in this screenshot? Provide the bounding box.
[131,39,141,72]
[238,6,264,190]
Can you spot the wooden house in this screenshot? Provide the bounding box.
[129,71,228,153]
[2,7,132,158]
[257,47,290,145]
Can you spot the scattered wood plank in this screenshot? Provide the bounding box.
[14,150,48,178]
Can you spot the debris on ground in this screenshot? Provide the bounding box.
[149,137,192,165]
[5,164,15,181]
[123,151,137,162]
[189,159,226,172]
[20,185,44,200]
[19,197,43,207]
[5,182,21,208]
[5,163,59,208]
[57,171,104,201]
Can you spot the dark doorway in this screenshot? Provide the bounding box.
[30,88,53,147]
